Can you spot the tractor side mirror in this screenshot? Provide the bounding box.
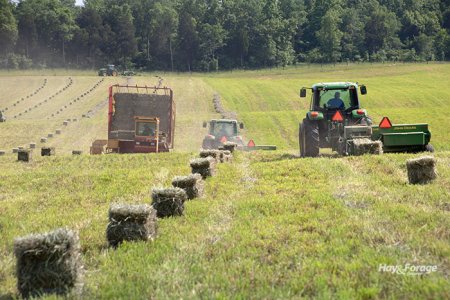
[202,121,207,128]
[240,123,244,129]
[360,85,367,95]
[300,88,307,98]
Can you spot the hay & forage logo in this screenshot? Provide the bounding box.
[378,263,437,276]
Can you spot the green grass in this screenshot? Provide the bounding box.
[0,63,449,298]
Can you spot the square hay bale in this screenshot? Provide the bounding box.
[199,149,221,162]
[72,118,78,122]
[55,129,62,135]
[151,188,187,218]
[63,121,68,126]
[218,150,233,163]
[190,157,216,179]
[406,156,437,185]
[18,150,32,162]
[222,142,237,153]
[172,173,204,200]
[48,133,54,138]
[18,146,24,150]
[30,143,36,149]
[72,150,82,155]
[0,150,6,156]
[352,138,383,155]
[14,228,82,298]
[106,204,157,247]
[12,148,19,153]
[41,147,55,156]
[40,137,47,143]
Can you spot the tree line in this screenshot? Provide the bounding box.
[1,0,449,71]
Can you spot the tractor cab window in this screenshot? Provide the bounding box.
[211,122,237,137]
[318,88,357,110]
[136,122,156,137]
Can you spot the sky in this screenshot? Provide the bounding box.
[76,0,84,6]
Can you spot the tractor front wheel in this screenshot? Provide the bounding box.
[299,119,320,157]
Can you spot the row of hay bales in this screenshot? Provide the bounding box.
[12,78,73,119]
[0,78,47,113]
[11,145,236,298]
[49,78,104,119]
[212,93,237,120]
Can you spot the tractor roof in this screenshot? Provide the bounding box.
[312,82,358,90]
[211,119,238,123]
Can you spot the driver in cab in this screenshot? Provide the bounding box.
[327,92,345,110]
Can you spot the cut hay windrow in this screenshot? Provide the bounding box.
[352,138,383,155]
[172,173,204,200]
[406,156,437,185]
[190,157,216,179]
[14,228,83,298]
[106,204,157,247]
[151,188,187,218]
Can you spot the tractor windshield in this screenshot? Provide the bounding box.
[210,122,237,137]
[318,88,357,110]
[136,122,157,137]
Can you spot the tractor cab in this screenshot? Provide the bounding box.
[134,117,165,153]
[202,119,244,149]
[300,82,368,124]
[107,65,118,76]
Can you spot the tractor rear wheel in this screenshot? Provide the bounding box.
[299,119,320,157]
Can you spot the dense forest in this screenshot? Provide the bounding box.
[1,0,449,71]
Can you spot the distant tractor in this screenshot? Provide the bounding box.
[202,119,245,149]
[299,82,432,157]
[98,64,118,76]
[91,84,175,154]
[202,119,277,151]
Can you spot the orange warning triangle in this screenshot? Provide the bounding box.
[247,139,256,147]
[379,117,392,128]
[332,110,344,122]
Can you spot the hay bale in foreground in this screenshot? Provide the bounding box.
[18,150,32,162]
[106,204,157,247]
[14,228,82,298]
[151,188,187,218]
[190,157,216,179]
[41,147,55,156]
[172,173,204,200]
[406,156,437,185]
[199,149,221,162]
[352,138,383,155]
[222,142,237,153]
[221,150,233,163]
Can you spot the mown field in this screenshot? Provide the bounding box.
[0,63,449,298]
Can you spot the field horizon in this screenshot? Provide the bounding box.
[0,63,449,298]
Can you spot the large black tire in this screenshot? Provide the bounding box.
[299,119,320,157]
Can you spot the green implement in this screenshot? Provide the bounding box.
[298,82,433,157]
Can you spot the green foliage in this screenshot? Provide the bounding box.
[1,0,450,69]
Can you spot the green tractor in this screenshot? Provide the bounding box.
[98,64,118,76]
[299,82,432,157]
